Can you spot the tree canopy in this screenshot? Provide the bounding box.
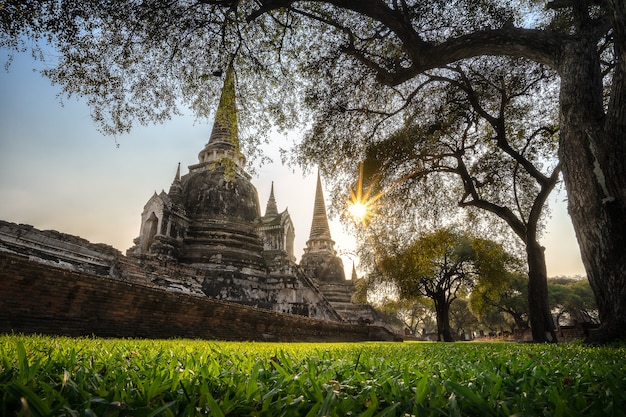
[378,229,517,341]
[335,56,560,342]
[548,277,598,326]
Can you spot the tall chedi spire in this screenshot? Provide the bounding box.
[264,182,279,217]
[197,65,246,170]
[176,63,265,267]
[168,163,182,201]
[300,170,345,283]
[258,182,296,262]
[309,171,332,240]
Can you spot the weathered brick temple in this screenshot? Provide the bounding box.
[0,68,390,341]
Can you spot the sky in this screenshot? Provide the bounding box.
[0,50,587,279]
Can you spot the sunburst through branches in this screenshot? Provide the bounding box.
[346,162,384,226]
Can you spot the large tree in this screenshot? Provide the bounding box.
[379,229,516,342]
[3,0,625,341]
[352,58,560,342]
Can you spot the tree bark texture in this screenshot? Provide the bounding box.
[433,291,453,342]
[526,240,558,342]
[557,22,626,342]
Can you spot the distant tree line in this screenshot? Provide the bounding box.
[367,271,597,341]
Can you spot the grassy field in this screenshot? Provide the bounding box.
[0,335,624,416]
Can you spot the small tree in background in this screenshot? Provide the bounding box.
[374,297,436,337]
[549,277,598,327]
[480,309,518,337]
[378,229,516,342]
[351,276,369,305]
[449,298,480,340]
[470,271,529,332]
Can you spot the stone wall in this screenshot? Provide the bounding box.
[0,252,399,342]
[0,220,120,276]
[0,220,345,322]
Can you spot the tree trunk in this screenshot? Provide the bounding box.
[557,17,626,343]
[526,239,558,342]
[433,291,454,342]
[513,315,528,332]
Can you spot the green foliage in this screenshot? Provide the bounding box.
[378,229,518,341]
[380,230,514,303]
[1,335,625,416]
[351,277,369,305]
[449,298,480,337]
[374,297,437,335]
[470,271,529,331]
[549,277,599,326]
[470,272,528,317]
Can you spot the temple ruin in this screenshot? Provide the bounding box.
[0,67,380,327]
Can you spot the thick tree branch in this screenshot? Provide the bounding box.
[245,0,575,85]
[526,163,561,243]
[430,69,556,186]
[455,154,528,241]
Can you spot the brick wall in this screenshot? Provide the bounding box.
[0,252,398,342]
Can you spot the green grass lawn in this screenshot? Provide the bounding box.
[1,335,624,416]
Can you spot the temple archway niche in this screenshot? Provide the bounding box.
[141,212,159,252]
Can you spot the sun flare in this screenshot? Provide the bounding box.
[346,162,385,225]
[348,201,369,222]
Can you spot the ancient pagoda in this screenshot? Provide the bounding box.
[129,67,265,268]
[124,67,354,320]
[0,66,388,337]
[300,172,346,282]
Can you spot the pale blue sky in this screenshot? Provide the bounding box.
[0,50,586,278]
